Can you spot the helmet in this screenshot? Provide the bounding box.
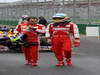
[52,13,70,22]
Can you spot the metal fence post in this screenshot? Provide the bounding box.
[88,0,91,24]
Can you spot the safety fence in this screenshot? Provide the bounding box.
[0,0,100,24]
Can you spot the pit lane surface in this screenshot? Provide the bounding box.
[0,36,100,75]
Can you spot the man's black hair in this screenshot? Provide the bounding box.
[27,16,38,21]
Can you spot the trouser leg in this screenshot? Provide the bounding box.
[52,37,64,62]
[30,46,38,63]
[21,46,31,63]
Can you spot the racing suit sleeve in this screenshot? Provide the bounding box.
[45,24,53,44]
[14,24,21,35]
[30,24,46,34]
[70,23,80,47]
[45,24,53,39]
[36,25,46,34]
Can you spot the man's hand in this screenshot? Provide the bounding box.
[47,39,51,44]
[74,42,80,47]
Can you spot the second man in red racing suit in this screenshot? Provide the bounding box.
[14,17,45,66]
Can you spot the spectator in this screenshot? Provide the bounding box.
[38,16,47,26]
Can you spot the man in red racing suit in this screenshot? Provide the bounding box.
[46,13,80,67]
[14,17,45,66]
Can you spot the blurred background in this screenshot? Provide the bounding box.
[0,0,100,25]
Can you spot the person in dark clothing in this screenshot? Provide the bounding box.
[38,16,47,26]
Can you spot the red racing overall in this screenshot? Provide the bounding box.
[46,22,80,66]
[14,23,45,65]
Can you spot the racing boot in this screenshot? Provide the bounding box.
[31,63,38,66]
[56,61,64,67]
[31,60,38,66]
[66,59,72,66]
[24,60,31,65]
